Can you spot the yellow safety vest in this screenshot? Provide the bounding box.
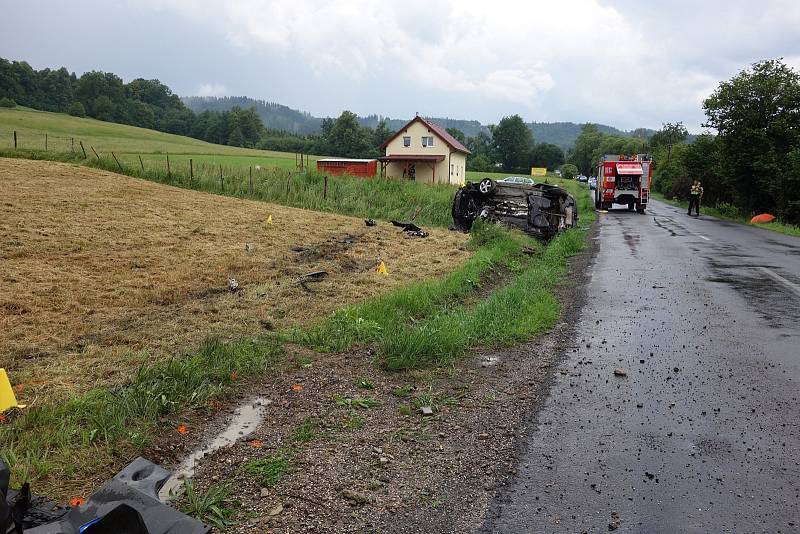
[690,184,701,195]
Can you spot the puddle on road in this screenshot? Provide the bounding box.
[159,396,271,501]
[705,258,800,329]
[481,355,501,367]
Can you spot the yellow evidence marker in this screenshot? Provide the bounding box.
[377,261,388,275]
[266,215,273,225]
[0,368,24,412]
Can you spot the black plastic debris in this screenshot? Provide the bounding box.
[391,220,422,232]
[11,457,210,534]
[405,230,429,238]
[297,270,329,292]
[364,219,376,227]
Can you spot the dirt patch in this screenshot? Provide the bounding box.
[0,158,470,400]
[164,229,597,533]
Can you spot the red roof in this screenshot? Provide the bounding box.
[380,116,471,154]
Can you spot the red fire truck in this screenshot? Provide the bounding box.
[594,154,653,213]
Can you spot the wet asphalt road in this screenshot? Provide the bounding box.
[483,199,800,533]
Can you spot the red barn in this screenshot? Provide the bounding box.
[316,158,377,178]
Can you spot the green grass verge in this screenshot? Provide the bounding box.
[294,185,595,370]
[651,192,800,237]
[0,339,282,493]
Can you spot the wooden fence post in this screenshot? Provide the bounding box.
[219,164,224,190]
[166,154,171,179]
[324,175,328,200]
[79,141,87,158]
[249,166,253,195]
[13,131,16,149]
[44,133,48,151]
[111,152,123,172]
[90,146,100,160]
[189,159,194,182]
[71,137,74,153]
[138,155,145,172]
[286,175,290,197]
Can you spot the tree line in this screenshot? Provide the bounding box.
[0,57,569,169]
[554,59,799,224]
[0,58,397,155]
[650,60,798,224]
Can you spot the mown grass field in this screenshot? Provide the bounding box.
[0,158,470,400]
[0,107,314,170]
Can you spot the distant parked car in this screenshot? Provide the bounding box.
[499,176,536,185]
[577,174,588,183]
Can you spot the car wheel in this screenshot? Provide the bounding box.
[478,178,496,195]
[452,189,478,230]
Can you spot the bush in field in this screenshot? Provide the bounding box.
[667,174,692,201]
[559,163,578,180]
[0,97,15,108]
[716,202,739,218]
[67,101,86,117]
[467,154,493,173]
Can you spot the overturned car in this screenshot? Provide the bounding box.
[452,178,578,239]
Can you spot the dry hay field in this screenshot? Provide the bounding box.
[0,158,470,401]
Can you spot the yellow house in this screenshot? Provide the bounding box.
[378,115,471,185]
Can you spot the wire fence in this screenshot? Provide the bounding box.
[0,128,80,153]
[0,127,453,227]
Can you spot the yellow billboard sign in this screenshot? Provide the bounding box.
[530,167,547,176]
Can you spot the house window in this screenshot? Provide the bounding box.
[403,136,411,147]
[422,136,434,147]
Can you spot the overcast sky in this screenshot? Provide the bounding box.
[2,0,799,132]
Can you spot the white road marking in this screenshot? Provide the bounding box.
[759,267,800,298]
[698,235,710,241]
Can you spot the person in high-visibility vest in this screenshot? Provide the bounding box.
[688,180,704,216]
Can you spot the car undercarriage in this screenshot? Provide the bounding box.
[452,178,578,240]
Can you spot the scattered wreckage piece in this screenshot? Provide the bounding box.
[405,230,429,238]
[391,220,422,232]
[3,457,209,534]
[452,178,578,240]
[364,218,376,227]
[391,220,428,238]
[297,270,329,292]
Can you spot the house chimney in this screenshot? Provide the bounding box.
[415,111,419,117]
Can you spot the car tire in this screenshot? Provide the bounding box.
[452,189,478,230]
[478,178,496,196]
